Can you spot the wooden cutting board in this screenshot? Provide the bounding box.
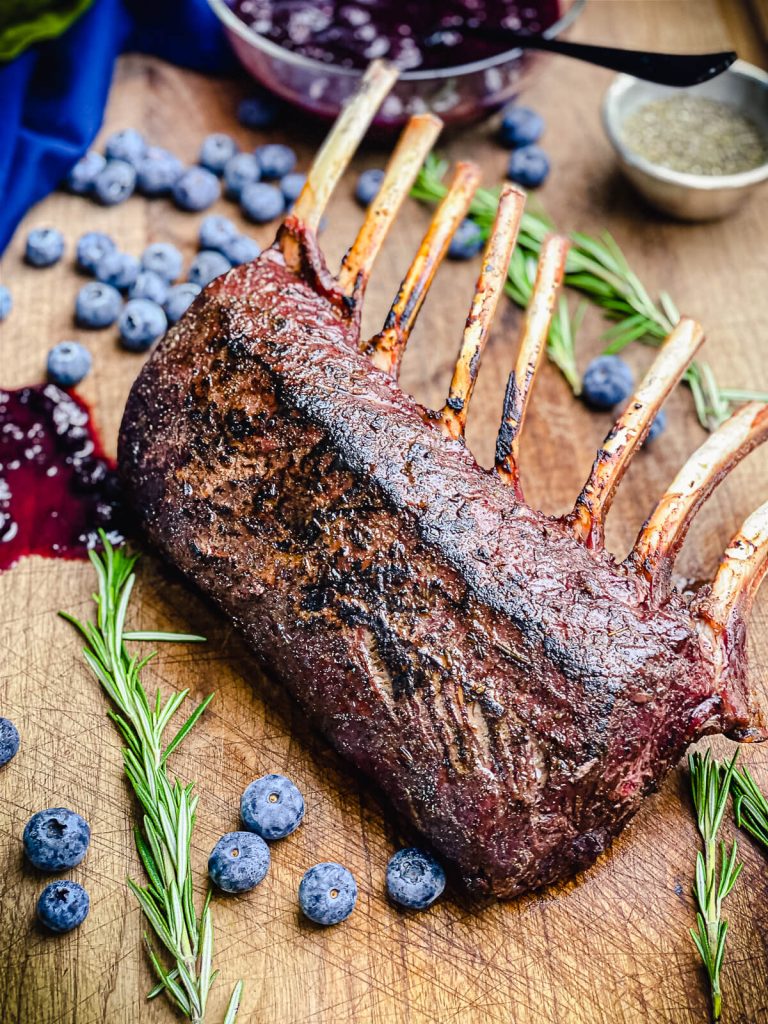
[1,2,767,1021]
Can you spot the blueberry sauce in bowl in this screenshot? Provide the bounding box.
[0,384,123,571]
[210,0,585,127]
[227,0,561,72]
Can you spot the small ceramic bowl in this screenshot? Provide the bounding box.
[602,60,768,221]
[207,0,585,129]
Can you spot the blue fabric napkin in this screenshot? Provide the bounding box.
[0,0,236,254]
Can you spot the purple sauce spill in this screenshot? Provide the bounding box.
[0,385,123,571]
[229,0,562,71]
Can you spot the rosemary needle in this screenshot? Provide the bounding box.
[732,764,768,851]
[688,750,742,1022]
[60,532,242,1024]
[412,155,768,431]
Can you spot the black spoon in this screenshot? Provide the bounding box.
[428,27,736,87]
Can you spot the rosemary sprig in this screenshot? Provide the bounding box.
[688,750,743,1022]
[732,764,768,850]
[60,533,242,1024]
[413,155,768,430]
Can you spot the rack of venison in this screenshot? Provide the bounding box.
[119,61,768,898]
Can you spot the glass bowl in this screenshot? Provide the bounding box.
[207,0,586,129]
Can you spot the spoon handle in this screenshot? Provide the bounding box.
[520,36,736,86]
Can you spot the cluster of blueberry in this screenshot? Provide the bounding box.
[23,215,264,389]
[582,354,667,440]
[63,120,304,228]
[208,773,446,926]
[498,103,550,190]
[1,719,446,934]
[0,717,91,933]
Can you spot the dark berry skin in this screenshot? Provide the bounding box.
[208,832,270,893]
[0,717,19,767]
[255,144,297,181]
[507,145,550,189]
[240,182,285,224]
[448,219,484,261]
[299,863,357,926]
[37,881,90,933]
[354,168,384,207]
[188,250,231,288]
[140,242,183,283]
[47,342,92,388]
[222,235,261,267]
[164,283,201,323]
[386,848,446,910]
[499,106,545,148]
[76,232,116,275]
[237,94,279,131]
[582,355,635,410]
[24,808,90,871]
[646,408,668,443]
[241,773,305,840]
[93,160,137,205]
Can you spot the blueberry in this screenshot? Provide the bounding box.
[25,227,65,268]
[582,355,635,410]
[499,105,545,148]
[136,147,183,196]
[386,848,445,910]
[65,151,106,194]
[94,251,139,291]
[118,299,167,352]
[241,773,304,841]
[75,282,122,328]
[187,250,231,288]
[199,214,238,253]
[298,863,357,926]
[140,242,183,282]
[255,143,297,181]
[129,270,169,305]
[448,219,484,260]
[221,234,261,266]
[23,808,90,871]
[646,408,668,443]
[93,160,137,205]
[355,168,385,207]
[237,93,279,130]
[164,282,201,323]
[223,153,261,200]
[208,831,270,893]
[76,232,116,275]
[47,342,92,388]
[104,128,147,168]
[280,172,306,206]
[199,133,239,175]
[0,717,19,767]
[241,182,284,224]
[507,145,550,189]
[37,881,89,933]
[172,166,221,212]
[0,285,11,321]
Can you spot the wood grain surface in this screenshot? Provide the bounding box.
[1,2,768,1022]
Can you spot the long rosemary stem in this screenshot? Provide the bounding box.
[688,751,742,1022]
[60,533,242,1023]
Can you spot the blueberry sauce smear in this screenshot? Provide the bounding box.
[228,0,562,72]
[0,385,123,571]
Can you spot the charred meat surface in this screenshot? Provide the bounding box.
[119,62,767,898]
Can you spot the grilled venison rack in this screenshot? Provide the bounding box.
[119,62,768,898]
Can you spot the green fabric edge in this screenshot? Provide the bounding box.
[0,0,95,62]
